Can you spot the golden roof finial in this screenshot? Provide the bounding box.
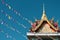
[33,17,38,21]
[43,3,45,13]
[41,4,47,20]
[57,20,59,23]
[51,17,54,21]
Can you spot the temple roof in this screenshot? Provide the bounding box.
[30,4,59,32]
[32,13,58,32]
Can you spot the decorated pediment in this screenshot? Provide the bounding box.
[30,13,58,33]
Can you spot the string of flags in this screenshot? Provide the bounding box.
[0,0,38,40]
[0,0,34,40]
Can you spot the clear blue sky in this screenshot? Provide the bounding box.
[0,0,60,40]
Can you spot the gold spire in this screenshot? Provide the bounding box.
[41,4,47,20]
[43,3,45,14]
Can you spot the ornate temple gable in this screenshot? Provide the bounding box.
[30,4,59,33]
[31,13,58,33]
[36,21,56,33]
[27,4,60,40]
